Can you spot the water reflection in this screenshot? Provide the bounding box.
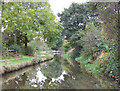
[2,55,118,89]
[41,61,62,79]
[3,73,28,89]
[36,70,47,83]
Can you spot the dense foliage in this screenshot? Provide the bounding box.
[59,2,119,82]
[1,1,63,56]
[0,0,119,85]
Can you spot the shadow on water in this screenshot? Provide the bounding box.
[1,54,118,89]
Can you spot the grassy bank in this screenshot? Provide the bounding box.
[1,56,30,59]
[61,50,73,64]
[0,51,54,74]
[75,54,119,88]
[1,65,32,84]
[61,50,119,88]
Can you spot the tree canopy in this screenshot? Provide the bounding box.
[2,1,63,52]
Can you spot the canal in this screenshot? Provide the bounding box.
[1,54,118,89]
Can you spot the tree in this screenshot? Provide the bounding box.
[89,2,119,40]
[58,3,89,40]
[48,23,64,50]
[2,1,62,54]
[58,3,99,56]
[0,2,2,58]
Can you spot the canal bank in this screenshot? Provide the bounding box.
[61,50,119,89]
[1,54,119,89]
[0,51,54,75]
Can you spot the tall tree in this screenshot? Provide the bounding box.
[89,2,119,40]
[58,3,98,54]
[58,3,89,40]
[2,1,62,54]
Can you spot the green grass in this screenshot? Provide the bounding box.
[75,54,119,89]
[37,52,53,60]
[0,52,53,66]
[2,56,16,59]
[75,55,102,75]
[61,50,73,62]
[0,57,34,65]
[0,51,54,74]
[0,57,34,74]
[1,55,33,59]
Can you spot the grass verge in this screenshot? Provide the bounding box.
[61,50,119,88]
[0,51,54,75]
[75,54,119,88]
[61,50,73,62]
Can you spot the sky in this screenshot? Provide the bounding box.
[49,0,89,20]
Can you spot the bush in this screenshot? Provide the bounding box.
[2,43,8,57]
[81,29,111,56]
[103,41,119,78]
[9,44,23,54]
[77,33,119,80]
[76,22,119,80]
[25,46,34,56]
[28,40,39,51]
[28,40,50,51]
[63,40,71,52]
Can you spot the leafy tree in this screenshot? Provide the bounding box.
[78,2,119,79]
[58,3,99,55]
[49,23,64,50]
[2,1,62,54]
[89,2,119,40]
[0,2,2,58]
[58,3,89,40]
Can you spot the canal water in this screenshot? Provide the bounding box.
[1,55,118,89]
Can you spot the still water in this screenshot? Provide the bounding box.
[1,55,118,89]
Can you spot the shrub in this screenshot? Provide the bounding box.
[25,46,34,56]
[103,40,119,78]
[9,44,23,54]
[28,40,50,51]
[81,29,111,56]
[77,22,119,80]
[28,40,40,51]
[78,32,119,79]
[63,40,71,52]
[2,43,8,57]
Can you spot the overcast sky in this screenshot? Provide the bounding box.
[49,0,89,20]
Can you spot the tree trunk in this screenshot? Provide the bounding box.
[25,41,27,49]
[24,33,28,55]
